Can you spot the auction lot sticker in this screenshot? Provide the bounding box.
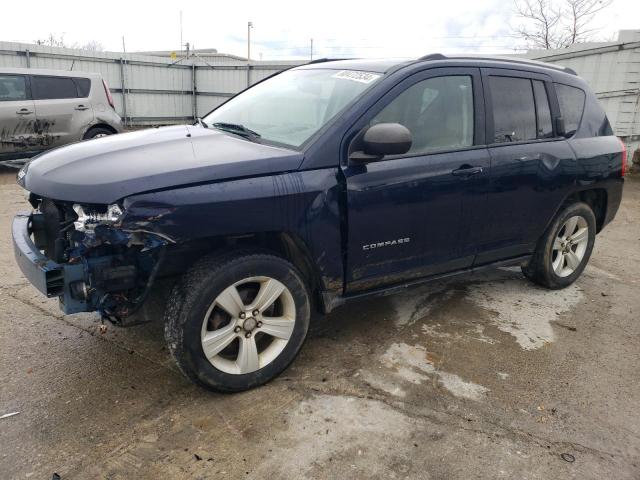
[332,70,381,84]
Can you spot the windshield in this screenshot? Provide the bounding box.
[203,68,382,148]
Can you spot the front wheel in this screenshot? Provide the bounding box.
[165,252,311,392]
[522,201,596,289]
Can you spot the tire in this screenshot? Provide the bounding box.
[522,201,596,289]
[165,251,311,392]
[83,127,114,140]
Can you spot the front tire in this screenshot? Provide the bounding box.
[165,252,311,392]
[522,201,596,289]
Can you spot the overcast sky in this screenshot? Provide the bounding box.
[2,0,639,60]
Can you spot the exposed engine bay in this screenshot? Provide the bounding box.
[28,194,171,323]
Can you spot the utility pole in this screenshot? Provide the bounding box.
[310,38,313,61]
[247,21,253,61]
[247,22,253,88]
[180,10,183,54]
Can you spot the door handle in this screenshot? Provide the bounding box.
[75,105,89,111]
[452,165,483,177]
[16,108,33,115]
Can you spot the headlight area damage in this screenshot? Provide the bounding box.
[23,195,174,323]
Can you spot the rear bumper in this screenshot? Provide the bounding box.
[12,211,87,313]
[601,178,624,231]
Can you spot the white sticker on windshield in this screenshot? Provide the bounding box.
[332,70,381,84]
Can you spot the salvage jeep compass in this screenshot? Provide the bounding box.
[13,55,626,392]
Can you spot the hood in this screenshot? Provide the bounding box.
[21,125,303,204]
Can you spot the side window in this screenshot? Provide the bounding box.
[73,78,91,98]
[0,75,27,101]
[555,83,586,137]
[532,80,553,139]
[489,76,536,143]
[371,75,474,154]
[31,76,78,100]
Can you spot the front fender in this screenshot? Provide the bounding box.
[121,170,343,293]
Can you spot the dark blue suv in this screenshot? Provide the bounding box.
[13,55,627,391]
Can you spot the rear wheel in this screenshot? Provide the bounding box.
[165,252,311,392]
[522,201,596,289]
[83,127,114,140]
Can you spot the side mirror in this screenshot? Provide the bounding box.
[350,123,412,162]
[555,117,566,137]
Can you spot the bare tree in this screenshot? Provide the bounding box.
[35,33,67,48]
[34,34,105,52]
[77,40,105,52]
[514,0,613,49]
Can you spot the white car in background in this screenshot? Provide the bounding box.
[0,67,123,162]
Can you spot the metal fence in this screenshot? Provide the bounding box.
[0,41,303,126]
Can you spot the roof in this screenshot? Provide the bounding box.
[442,54,576,75]
[0,66,101,77]
[295,54,576,76]
[296,58,413,73]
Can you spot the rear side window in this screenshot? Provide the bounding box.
[555,83,585,137]
[0,75,27,101]
[490,76,537,143]
[31,76,78,100]
[73,78,91,97]
[532,80,553,139]
[372,75,474,154]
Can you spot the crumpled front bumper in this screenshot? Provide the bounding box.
[12,211,87,314]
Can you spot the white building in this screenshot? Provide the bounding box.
[524,29,640,155]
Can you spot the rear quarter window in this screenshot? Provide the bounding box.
[73,78,91,97]
[555,83,585,137]
[31,75,78,100]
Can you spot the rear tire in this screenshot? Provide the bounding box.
[522,201,596,289]
[165,251,311,392]
[83,127,114,140]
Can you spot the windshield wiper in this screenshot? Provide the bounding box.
[211,122,261,140]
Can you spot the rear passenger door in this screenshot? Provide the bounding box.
[31,75,95,148]
[474,69,577,265]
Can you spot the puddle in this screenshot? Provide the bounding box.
[392,286,454,327]
[391,270,584,351]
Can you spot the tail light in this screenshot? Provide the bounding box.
[619,138,628,177]
[102,79,115,110]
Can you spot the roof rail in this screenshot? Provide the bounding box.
[418,53,447,61]
[307,57,351,64]
[416,53,577,75]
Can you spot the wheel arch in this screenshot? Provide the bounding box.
[163,231,331,313]
[83,123,118,139]
[562,188,608,232]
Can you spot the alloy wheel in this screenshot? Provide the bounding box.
[551,215,589,277]
[200,276,296,374]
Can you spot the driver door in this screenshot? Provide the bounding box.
[342,68,490,293]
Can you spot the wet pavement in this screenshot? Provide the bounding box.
[1,167,639,479]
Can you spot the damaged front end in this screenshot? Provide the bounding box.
[13,194,173,323]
